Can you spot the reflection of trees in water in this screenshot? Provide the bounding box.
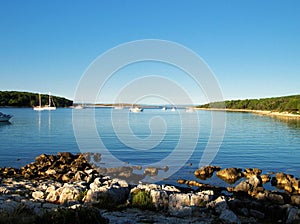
[272,117,300,129]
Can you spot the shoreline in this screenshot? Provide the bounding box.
[196,107,300,119]
[1,152,300,223]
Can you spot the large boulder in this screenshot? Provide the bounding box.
[234,175,263,193]
[271,172,294,190]
[219,209,241,224]
[194,165,220,180]
[217,168,243,184]
[84,177,129,207]
[286,206,300,224]
[207,196,228,214]
[58,184,80,204]
[260,174,271,183]
[243,168,262,178]
[168,193,193,217]
[32,191,45,201]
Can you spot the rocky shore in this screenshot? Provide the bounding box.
[1,152,300,223]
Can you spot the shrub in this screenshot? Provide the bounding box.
[131,190,154,210]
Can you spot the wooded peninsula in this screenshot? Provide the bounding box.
[197,94,300,114]
[0,91,73,107]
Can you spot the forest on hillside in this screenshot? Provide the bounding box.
[197,95,300,113]
[0,91,73,107]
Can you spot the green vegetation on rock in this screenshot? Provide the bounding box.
[198,94,300,113]
[131,190,154,210]
[0,91,72,107]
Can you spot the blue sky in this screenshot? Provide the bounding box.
[0,0,299,104]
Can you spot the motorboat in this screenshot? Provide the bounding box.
[162,107,167,111]
[129,107,143,113]
[73,105,85,109]
[0,112,12,122]
[171,107,176,112]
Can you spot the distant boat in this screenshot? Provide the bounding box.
[33,93,56,111]
[162,107,167,111]
[0,112,12,122]
[73,105,85,109]
[129,107,143,113]
[171,107,176,112]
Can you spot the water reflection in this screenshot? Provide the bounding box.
[271,117,300,129]
[38,111,41,131]
[0,121,11,129]
[37,111,52,132]
[48,111,51,131]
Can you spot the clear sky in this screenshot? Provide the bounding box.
[0,0,299,104]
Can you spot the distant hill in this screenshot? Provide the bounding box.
[197,95,300,114]
[0,91,73,107]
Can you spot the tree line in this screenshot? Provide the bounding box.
[0,91,73,107]
[197,95,300,113]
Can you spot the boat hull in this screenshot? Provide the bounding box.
[0,113,12,122]
[129,107,143,113]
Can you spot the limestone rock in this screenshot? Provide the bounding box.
[291,195,300,205]
[32,191,44,200]
[0,200,21,214]
[267,192,285,205]
[234,175,263,193]
[46,189,60,203]
[273,172,294,185]
[286,206,300,224]
[144,167,158,176]
[260,174,270,183]
[249,209,265,219]
[219,209,241,224]
[59,185,80,204]
[162,185,180,193]
[207,196,228,214]
[84,177,129,206]
[45,169,56,176]
[270,173,300,194]
[217,168,243,184]
[194,165,220,180]
[149,189,169,210]
[243,168,261,178]
[168,193,192,217]
[73,171,87,182]
[177,179,185,184]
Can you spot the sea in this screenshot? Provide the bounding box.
[0,107,300,187]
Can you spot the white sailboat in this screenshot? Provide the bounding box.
[33,93,56,111]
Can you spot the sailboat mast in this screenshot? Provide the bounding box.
[48,92,51,107]
[39,93,41,107]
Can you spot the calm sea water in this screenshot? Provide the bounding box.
[0,108,299,186]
